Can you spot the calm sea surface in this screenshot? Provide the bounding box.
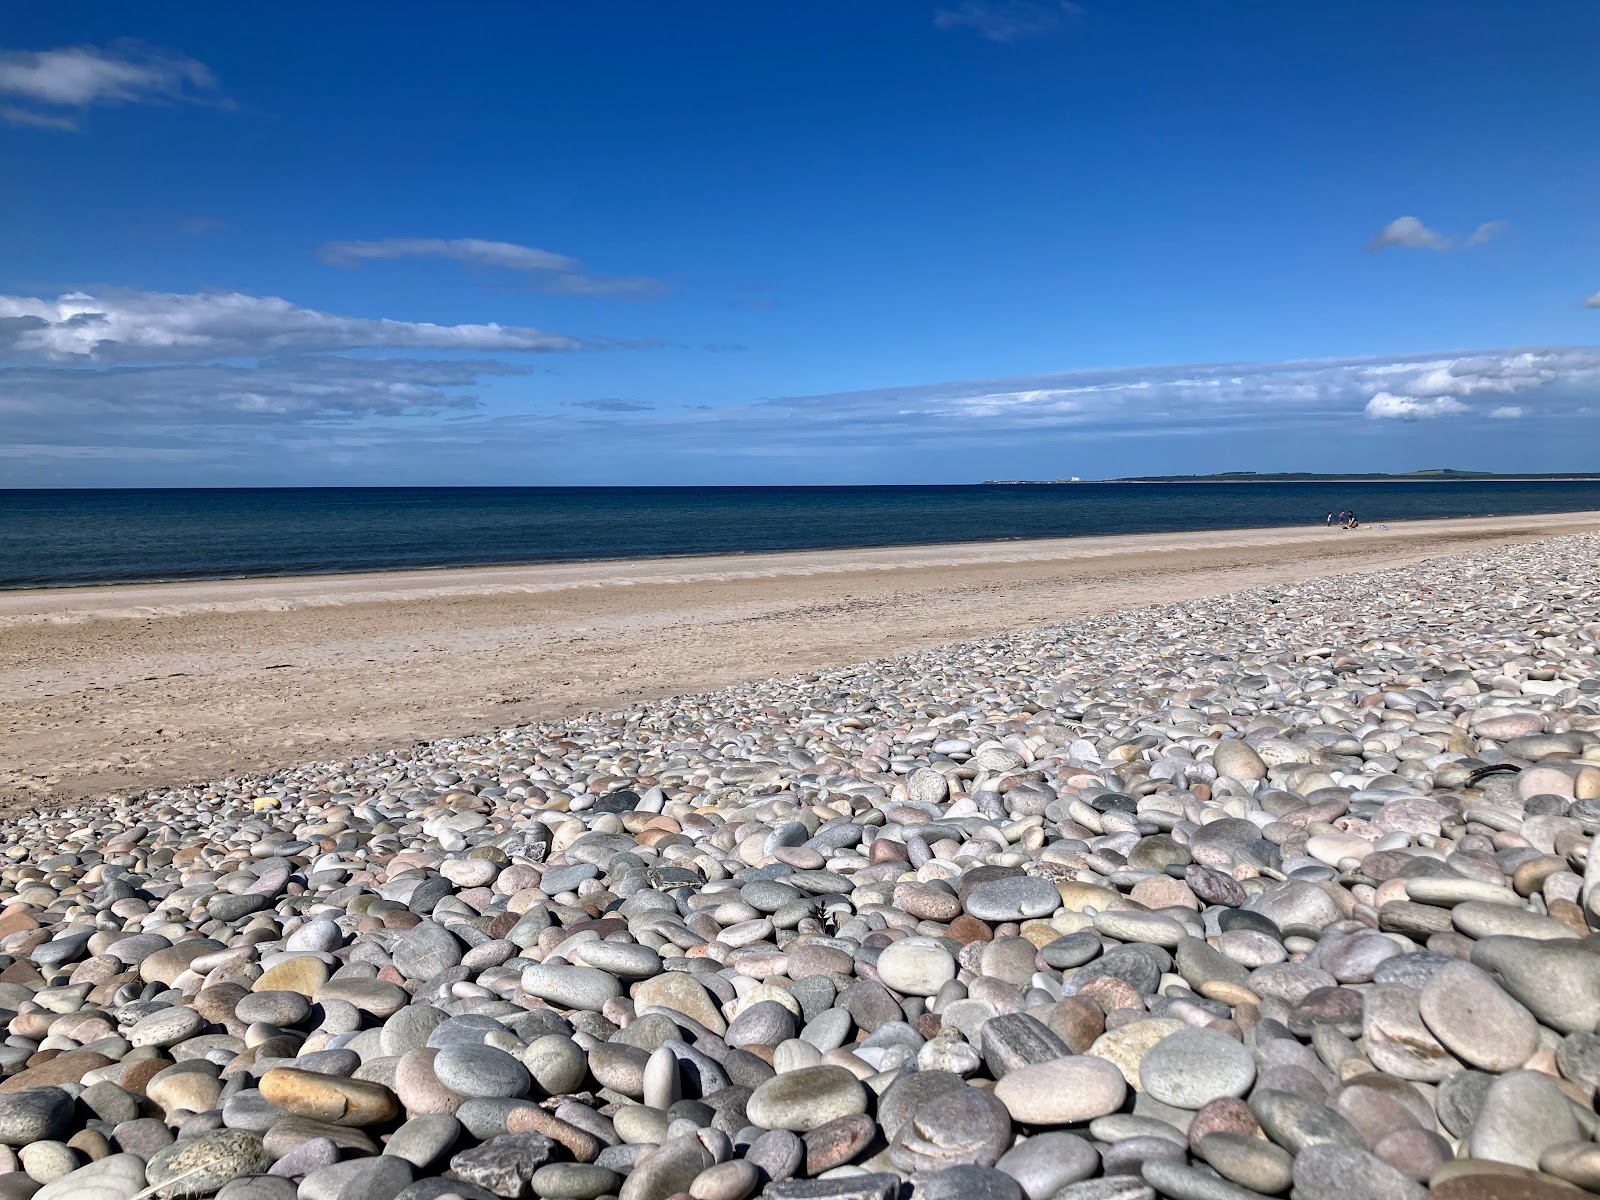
[3,483,1599,589]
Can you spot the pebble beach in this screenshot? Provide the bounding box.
[2,531,1599,1200]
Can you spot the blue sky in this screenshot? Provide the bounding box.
[3,1,1599,486]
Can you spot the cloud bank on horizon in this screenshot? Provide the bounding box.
[2,280,1595,481]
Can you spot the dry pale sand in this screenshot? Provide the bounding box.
[5,511,1598,807]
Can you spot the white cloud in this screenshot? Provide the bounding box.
[0,289,586,360]
[1488,405,1525,419]
[1465,220,1508,247]
[318,237,662,296]
[0,42,218,129]
[1366,215,1507,253]
[1366,216,1451,252]
[1585,291,1600,309]
[1364,392,1467,420]
[934,1,1081,42]
[1400,353,1567,397]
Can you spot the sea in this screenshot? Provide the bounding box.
[3,482,1599,590]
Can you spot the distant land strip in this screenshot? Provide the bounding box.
[982,468,1600,484]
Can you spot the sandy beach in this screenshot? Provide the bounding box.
[4,510,1599,806]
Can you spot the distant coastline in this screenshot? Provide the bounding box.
[983,469,1600,484]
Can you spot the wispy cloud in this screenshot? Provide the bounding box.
[934,1,1081,43]
[569,398,653,412]
[1464,220,1508,247]
[0,41,220,130]
[0,289,587,360]
[0,104,78,131]
[1367,214,1506,253]
[1585,291,1600,309]
[318,237,663,297]
[1488,405,1525,419]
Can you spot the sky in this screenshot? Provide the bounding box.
[3,0,1599,487]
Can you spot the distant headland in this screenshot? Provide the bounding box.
[982,468,1600,484]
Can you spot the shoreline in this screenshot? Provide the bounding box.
[6,509,1600,625]
[4,509,1598,806]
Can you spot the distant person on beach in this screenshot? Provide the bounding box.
[1326,512,1334,525]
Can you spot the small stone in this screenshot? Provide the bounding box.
[383,1115,461,1171]
[259,1068,399,1126]
[965,878,1061,922]
[617,1135,711,1200]
[1537,1141,1600,1192]
[1418,961,1539,1072]
[1290,1144,1425,1200]
[432,1045,530,1100]
[253,957,329,997]
[980,1013,1071,1079]
[218,1179,296,1200]
[993,1056,1127,1125]
[1248,1090,1365,1154]
[530,1164,621,1200]
[873,939,956,997]
[31,1155,145,1200]
[890,1082,1011,1173]
[299,1156,414,1200]
[744,1128,803,1183]
[1470,937,1600,1034]
[1194,1133,1292,1194]
[632,974,726,1034]
[764,1175,899,1200]
[518,965,622,1014]
[746,1067,867,1132]
[266,1136,338,1180]
[725,1001,796,1049]
[391,922,463,980]
[919,1165,1022,1200]
[143,1131,270,1198]
[1138,1028,1255,1110]
[994,1133,1100,1200]
[447,1132,555,1198]
[0,1091,74,1147]
[1212,740,1267,781]
[1467,1070,1583,1170]
[126,1007,204,1049]
[18,1144,76,1186]
[689,1159,760,1200]
[802,1113,875,1174]
[1362,985,1456,1081]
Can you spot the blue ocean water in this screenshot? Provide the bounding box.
[3,482,1599,589]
